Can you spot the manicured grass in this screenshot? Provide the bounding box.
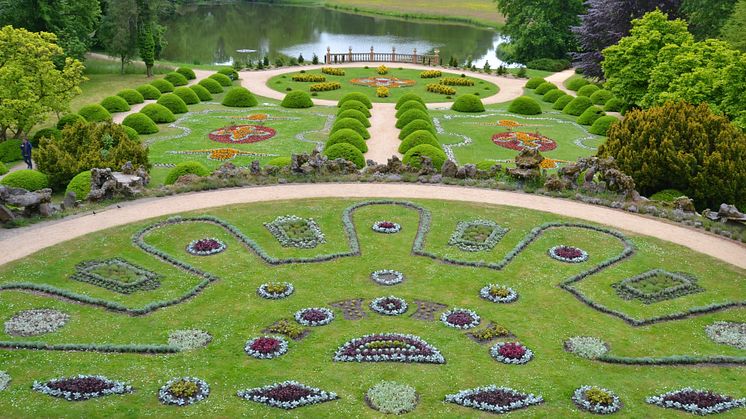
[0,198,744,417]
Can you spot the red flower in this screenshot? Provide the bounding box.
[250,337,281,353]
[498,342,527,359]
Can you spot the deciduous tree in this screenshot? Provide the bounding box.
[721,0,746,52]
[681,0,737,39]
[99,0,138,74]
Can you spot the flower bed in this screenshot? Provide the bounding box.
[372,221,401,234]
[370,296,408,315]
[548,245,589,263]
[440,77,475,86]
[480,284,518,303]
[468,323,513,343]
[257,282,294,299]
[646,388,746,415]
[420,70,442,78]
[490,341,534,364]
[208,125,276,144]
[350,77,415,88]
[612,269,703,304]
[426,83,456,95]
[264,319,309,340]
[334,333,445,364]
[491,131,557,152]
[564,336,609,359]
[376,86,390,98]
[370,269,404,286]
[158,377,210,406]
[4,309,69,337]
[168,329,212,350]
[445,385,544,414]
[264,215,325,248]
[32,375,132,401]
[70,258,161,294]
[245,336,289,359]
[448,220,508,252]
[0,371,9,391]
[237,381,338,410]
[321,67,345,76]
[186,238,226,256]
[294,307,334,326]
[441,308,480,329]
[366,381,418,414]
[310,82,342,92]
[292,74,326,82]
[573,385,622,414]
[705,321,746,349]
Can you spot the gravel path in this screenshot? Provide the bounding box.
[1,183,744,270]
[365,103,401,162]
[545,69,577,95]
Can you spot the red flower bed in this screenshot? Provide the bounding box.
[192,239,221,252]
[498,342,527,359]
[447,312,475,326]
[554,246,584,259]
[209,125,277,144]
[250,337,282,354]
[48,377,115,394]
[301,309,327,322]
[491,132,557,152]
[663,390,731,408]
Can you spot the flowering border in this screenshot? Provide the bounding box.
[264,215,325,249]
[158,377,210,406]
[186,238,226,256]
[257,282,295,300]
[448,220,508,252]
[32,375,132,401]
[370,296,408,315]
[237,380,338,410]
[244,336,289,359]
[612,269,703,304]
[333,333,446,364]
[441,308,481,330]
[445,385,544,414]
[573,385,622,415]
[294,307,334,326]
[208,125,276,144]
[646,388,746,416]
[371,269,404,286]
[490,341,534,364]
[548,245,589,263]
[372,221,401,234]
[479,284,518,303]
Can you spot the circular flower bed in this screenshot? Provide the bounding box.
[573,385,622,414]
[480,284,518,303]
[371,270,404,286]
[372,221,401,234]
[208,125,276,144]
[366,381,418,414]
[370,296,408,316]
[705,321,746,349]
[492,131,557,152]
[441,308,480,330]
[244,336,289,359]
[0,371,10,392]
[4,309,69,337]
[490,342,534,364]
[294,307,334,326]
[350,77,415,88]
[167,329,212,351]
[186,238,226,256]
[32,375,132,401]
[564,336,609,359]
[158,377,210,406]
[257,282,295,300]
[548,245,589,263]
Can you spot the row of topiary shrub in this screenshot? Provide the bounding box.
[323,93,375,167]
[394,94,447,169]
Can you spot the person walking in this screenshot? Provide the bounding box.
[20,138,32,169]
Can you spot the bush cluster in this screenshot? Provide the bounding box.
[396,94,425,109]
[56,113,86,130]
[122,113,159,134]
[281,91,313,108]
[337,109,370,127]
[173,87,201,105]
[452,94,485,113]
[164,72,188,87]
[189,85,213,102]
[577,84,601,97]
[440,77,474,86]
[338,100,370,117]
[0,170,48,191]
[525,77,546,89]
[331,118,370,139]
[339,92,373,109]
[150,79,175,93]
[165,161,210,185]
[326,129,367,153]
[563,96,593,116]
[65,170,92,199]
[292,74,325,82]
[309,82,341,92]
[426,83,456,95]
[209,73,233,87]
[321,67,345,76]
[534,82,558,95]
[508,96,542,115]
[221,87,258,107]
[396,109,430,129]
[141,104,176,124]
[176,67,196,80]
[403,144,447,170]
[420,70,442,78]
[78,104,112,123]
[116,89,144,105]
[198,78,224,94]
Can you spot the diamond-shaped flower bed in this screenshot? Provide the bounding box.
[237,381,338,410]
[448,220,508,252]
[70,258,161,294]
[245,336,288,359]
[445,385,544,414]
[372,221,401,234]
[490,341,534,365]
[646,388,746,415]
[158,377,209,406]
[32,375,132,401]
[257,282,294,300]
[333,333,445,364]
[371,269,404,286]
[370,296,408,316]
[492,131,557,152]
[186,238,226,256]
[612,269,704,304]
[573,385,622,414]
[294,307,334,326]
[441,308,480,330]
[168,329,212,351]
[265,215,325,248]
[480,284,518,303]
[548,245,588,263]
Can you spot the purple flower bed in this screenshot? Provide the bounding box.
[647,388,746,415]
[244,336,288,359]
[32,375,132,401]
[237,381,338,409]
[294,307,334,326]
[186,238,226,256]
[372,221,401,234]
[370,296,408,315]
[441,308,480,329]
[333,333,445,364]
[548,245,588,263]
[445,385,544,414]
[490,342,534,365]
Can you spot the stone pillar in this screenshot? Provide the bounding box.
[413,48,418,64]
[326,47,331,65]
[434,49,440,66]
[370,46,374,62]
[392,46,396,63]
[348,46,353,62]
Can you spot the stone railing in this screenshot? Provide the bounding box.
[325,46,440,66]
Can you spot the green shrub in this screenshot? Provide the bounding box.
[265,156,291,167]
[508,96,542,115]
[0,170,48,191]
[78,104,112,123]
[165,161,210,185]
[563,96,593,116]
[590,89,614,105]
[337,109,370,127]
[141,103,176,123]
[525,77,546,89]
[566,77,590,91]
[542,89,565,103]
[0,162,7,176]
[323,142,365,168]
[150,79,175,93]
[331,118,370,139]
[198,78,224,94]
[209,73,233,87]
[395,93,425,109]
[577,106,606,125]
[589,115,619,136]
[56,113,86,130]
[122,125,139,141]
[122,113,159,134]
[650,189,685,202]
[218,67,239,80]
[338,100,371,117]
[281,91,313,108]
[100,95,131,113]
[399,119,436,140]
[526,58,570,72]
[65,170,91,199]
[402,144,447,170]
[31,128,61,147]
[451,94,485,113]
[0,139,22,162]
[222,87,258,107]
[577,84,601,97]
[136,84,162,100]
[173,86,201,105]
[157,93,189,114]
[176,67,196,80]
[117,89,145,105]
[534,82,558,95]
[395,100,428,118]
[164,71,188,86]
[396,109,431,129]
[604,98,624,112]
[553,94,574,110]
[189,85,213,102]
[327,128,367,153]
[338,92,372,109]
[399,130,441,154]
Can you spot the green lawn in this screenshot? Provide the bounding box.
[0,198,744,417]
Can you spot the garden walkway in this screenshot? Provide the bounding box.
[545,69,577,94]
[365,103,401,162]
[0,161,30,181]
[1,183,744,270]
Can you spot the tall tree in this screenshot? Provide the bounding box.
[99,0,138,74]
[721,0,746,52]
[136,0,166,77]
[681,0,737,39]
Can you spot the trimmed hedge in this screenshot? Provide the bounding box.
[395,100,428,118]
[451,94,485,113]
[165,161,210,185]
[566,77,589,91]
[542,89,565,103]
[266,156,291,167]
[331,118,370,139]
[534,82,558,95]
[508,96,542,115]
[563,96,593,116]
[604,98,624,112]
[0,162,7,176]
[396,109,430,129]
[0,170,48,191]
[590,89,613,105]
[553,94,574,110]
[323,143,365,168]
[0,139,22,162]
[221,87,258,107]
[176,67,196,80]
[141,104,176,123]
[209,73,233,87]
[402,144,447,170]
[78,104,112,123]
[327,128,367,153]
[189,84,213,102]
[577,106,605,125]
[164,71,188,86]
[577,84,601,97]
[157,93,189,114]
[526,58,570,72]
[150,79,175,93]
[198,78,224,94]
[525,77,546,89]
[338,100,371,117]
[56,113,86,130]
[173,86,201,105]
[399,130,441,154]
[337,109,371,127]
[65,170,92,199]
[281,91,313,108]
[122,113,159,134]
[100,95,131,113]
[136,84,162,100]
[339,92,372,109]
[31,128,61,147]
[117,89,144,105]
[218,67,239,80]
[395,93,425,109]
[589,115,619,136]
[399,119,436,140]
[122,125,139,141]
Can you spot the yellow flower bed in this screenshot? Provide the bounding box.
[291,74,326,82]
[321,67,345,76]
[376,87,390,98]
[440,77,475,86]
[420,70,442,79]
[377,65,388,75]
[309,82,342,92]
[426,83,456,95]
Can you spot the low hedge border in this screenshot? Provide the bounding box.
[595,354,746,366]
[0,340,180,354]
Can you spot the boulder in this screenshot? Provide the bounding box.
[441,159,458,178]
[0,185,55,220]
[508,149,543,180]
[673,196,696,213]
[62,191,77,210]
[88,168,146,201]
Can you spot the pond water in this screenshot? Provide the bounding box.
[161,2,509,68]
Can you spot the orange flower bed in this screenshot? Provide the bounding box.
[350,77,415,88]
[209,125,277,144]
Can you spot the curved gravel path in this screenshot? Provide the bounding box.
[0,184,744,270]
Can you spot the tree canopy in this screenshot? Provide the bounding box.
[681,0,738,39]
[721,0,746,52]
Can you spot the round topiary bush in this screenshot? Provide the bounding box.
[122,125,139,141]
[78,104,112,123]
[395,93,425,109]
[338,92,372,109]
[590,89,613,105]
[338,100,371,117]
[577,106,606,125]
[327,128,367,153]
[542,89,566,103]
[164,71,189,87]
[173,86,201,105]
[165,161,210,185]
[281,91,313,108]
[117,89,145,105]
[451,94,485,113]
[395,100,428,118]
[157,93,189,114]
[508,96,542,115]
[209,73,233,87]
[100,95,131,113]
[331,118,370,139]
[122,113,159,134]
[176,67,197,80]
[534,82,558,95]
[65,170,91,199]
[150,79,175,93]
[136,84,162,100]
[337,109,370,127]
[399,130,441,154]
[396,109,431,129]
[198,78,224,94]
[525,77,546,89]
[553,94,574,110]
[266,156,291,167]
[589,115,619,136]
[577,84,600,97]
[0,162,7,176]
[323,142,365,168]
[0,170,48,191]
[31,128,61,147]
[218,67,239,80]
[0,139,22,163]
[563,96,593,116]
[399,119,436,140]
[222,87,258,108]
[403,144,447,170]
[56,113,86,130]
[189,85,213,102]
[141,103,177,123]
[566,77,589,91]
[604,98,624,112]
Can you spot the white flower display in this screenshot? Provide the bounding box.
[490,341,534,365]
[370,270,404,286]
[158,377,210,406]
[4,309,69,337]
[646,388,746,416]
[479,284,518,303]
[372,221,401,234]
[167,329,212,351]
[445,385,544,414]
[32,375,132,401]
[440,308,481,329]
[257,282,295,300]
[237,381,338,410]
[294,307,334,326]
[370,296,408,315]
[244,336,289,359]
